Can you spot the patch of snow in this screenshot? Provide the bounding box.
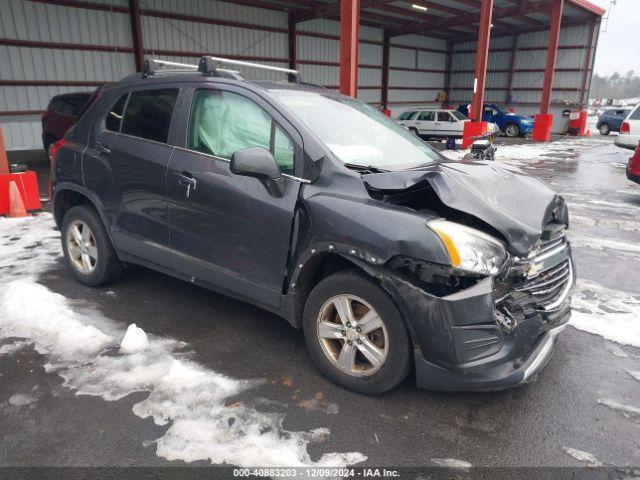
[120,323,149,354]
[0,340,31,355]
[569,233,640,257]
[430,458,472,469]
[8,393,37,406]
[562,447,602,466]
[597,398,640,423]
[0,280,365,468]
[627,371,640,382]
[0,214,61,285]
[571,280,640,348]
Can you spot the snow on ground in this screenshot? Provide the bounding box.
[0,214,366,469]
[430,458,472,469]
[439,137,610,167]
[571,280,640,349]
[597,399,640,424]
[561,447,602,466]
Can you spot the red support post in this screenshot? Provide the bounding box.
[533,0,564,141]
[381,34,390,111]
[288,15,297,71]
[462,0,493,148]
[129,0,144,72]
[505,34,518,105]
[579,20,596,105]
[0,127,8,175]
[339,0,360,98]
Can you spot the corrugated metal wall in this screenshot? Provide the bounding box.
[450,24,593,114]
[0,0,597,149]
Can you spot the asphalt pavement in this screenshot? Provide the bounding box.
[1,130,639,474]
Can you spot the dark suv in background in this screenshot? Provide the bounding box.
[42,92,92,155]
[596,107,632,135]
[50,57,575,394]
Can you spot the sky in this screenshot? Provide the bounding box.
[589,0,640,76]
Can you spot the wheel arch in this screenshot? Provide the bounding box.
[52,184,114,245]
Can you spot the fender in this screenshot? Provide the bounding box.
[51,182,116,246]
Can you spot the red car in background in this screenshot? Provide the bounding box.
[41,92,92,156]
[627,142,640,184]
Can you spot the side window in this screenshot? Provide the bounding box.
[59,96,88,116]
[418,111,434,121]
[121,89,178,143]
[438,112,451,122]
[398,111,416,120]
[187,89,295,174]
[630,106,640,120]
[105,94,128,133]
[50,98,63,113]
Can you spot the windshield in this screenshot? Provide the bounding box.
[270,90,441,170]
[451,110,467,121]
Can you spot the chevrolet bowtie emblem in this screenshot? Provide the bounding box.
[528,262,544,278]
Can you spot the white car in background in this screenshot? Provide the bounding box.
[396,108,496,140]
[615,104,640,150]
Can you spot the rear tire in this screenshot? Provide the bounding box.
[61,205,123,286]
[303,270,412,394]
[504,123,520,137]
[599,123,611,135]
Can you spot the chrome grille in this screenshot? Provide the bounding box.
[515,259,572,306]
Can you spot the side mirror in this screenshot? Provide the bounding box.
[230,147,285,197]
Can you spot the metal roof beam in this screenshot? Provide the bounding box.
[387,0,553,37]
[291,0,394,24]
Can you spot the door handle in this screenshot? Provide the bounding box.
[177,171,197,199]
[95,141,111,154]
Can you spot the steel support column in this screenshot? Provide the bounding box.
[540,0,564,114]
[579,20,596,105]
[443,40,453,105]
[381,34,390,110]
[129,0,144,72]
[288,14,297,71]
[505,34,518,105]
[339,0,360,97]
[470,0,493,121]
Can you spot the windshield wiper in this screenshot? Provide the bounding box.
[343,163,389,174]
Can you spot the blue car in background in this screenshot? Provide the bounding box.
[458,103,534,137]
[596,108,632,135]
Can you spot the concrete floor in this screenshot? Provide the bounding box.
[1,132,639,474]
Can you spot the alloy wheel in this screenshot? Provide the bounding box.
[66,220,98,274]
[316,294,389,377]
[505,124,519,137]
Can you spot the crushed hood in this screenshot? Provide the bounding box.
[363,161,567,257]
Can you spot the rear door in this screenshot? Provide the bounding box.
[84,87,180,267]
[415,110,436,136]
[166,85,303,307]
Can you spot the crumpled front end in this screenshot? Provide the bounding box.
[381,230,574,391]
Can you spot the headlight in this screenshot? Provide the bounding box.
[428,220,507,275]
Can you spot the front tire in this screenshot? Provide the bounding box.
[504,123,520,137]
[61,205,123,286]
[599,123,611,135]
[303,270,412,394]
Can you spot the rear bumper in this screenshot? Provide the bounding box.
[627,166,640,184]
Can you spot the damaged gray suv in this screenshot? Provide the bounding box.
[50,57,574,394]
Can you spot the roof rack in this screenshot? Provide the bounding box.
[143,56,300,83]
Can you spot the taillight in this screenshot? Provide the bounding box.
[49,138,67,163]
[620,121,630,133]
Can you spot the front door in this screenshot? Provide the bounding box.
[435,111,457,137]
[415,111,436,136]
[85,87,179,266]
[167,86,302,308]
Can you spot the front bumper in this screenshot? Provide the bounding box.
[380,242,574,392]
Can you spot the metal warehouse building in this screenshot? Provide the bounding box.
[0,0,604,150]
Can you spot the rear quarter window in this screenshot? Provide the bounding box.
[629,106,640,120]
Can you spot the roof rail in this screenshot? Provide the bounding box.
[143,56,300,83]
